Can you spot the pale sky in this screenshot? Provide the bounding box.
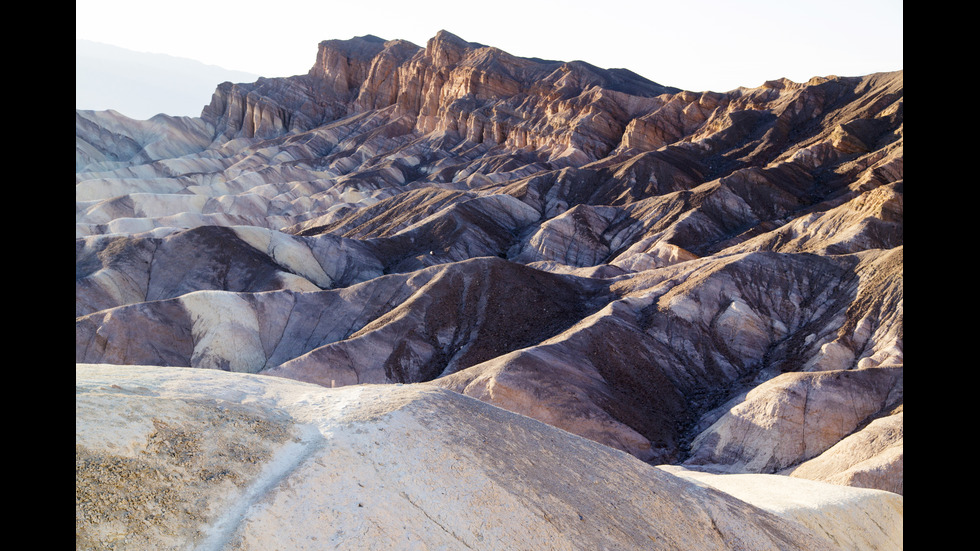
[76,0,902,93]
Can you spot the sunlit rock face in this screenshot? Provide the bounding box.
[76,364,903,551]
[76,28,903,506]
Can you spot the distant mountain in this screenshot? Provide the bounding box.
[75,39,259,120]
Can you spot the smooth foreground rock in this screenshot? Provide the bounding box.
[76,364,901,551]
[660,466,903,551]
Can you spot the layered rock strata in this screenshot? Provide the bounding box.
[76,30,903,503]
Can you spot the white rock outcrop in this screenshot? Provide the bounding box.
[76,364,901,551]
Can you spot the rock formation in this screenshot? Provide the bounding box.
[76,364,903,550]
[77,29,903,549]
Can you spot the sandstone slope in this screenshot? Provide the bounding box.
[76,363,902,551]
[76,29,903,504]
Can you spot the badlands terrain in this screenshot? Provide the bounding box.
[76,31,903,549]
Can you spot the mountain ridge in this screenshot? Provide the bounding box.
[77,30,902,548]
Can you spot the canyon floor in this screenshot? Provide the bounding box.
[76,30,902,549]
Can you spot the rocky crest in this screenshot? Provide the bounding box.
[77,30,903,548]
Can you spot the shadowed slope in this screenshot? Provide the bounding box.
[77,257,612,382]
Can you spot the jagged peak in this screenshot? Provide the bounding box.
[353,34,386,43]
[319,33,387,45]
[315,35,386,56]
[429,29,482,48]
[760,77,801,90]
[425,30,490,66]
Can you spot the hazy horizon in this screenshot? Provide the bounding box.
[76,0,903,95]
[76,39,260,119]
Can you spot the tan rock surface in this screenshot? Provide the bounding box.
[782,410,903,494]
[77,31,903,499]
[661,466,902,550]
[77,364,899,551]
[683,366,902,474]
